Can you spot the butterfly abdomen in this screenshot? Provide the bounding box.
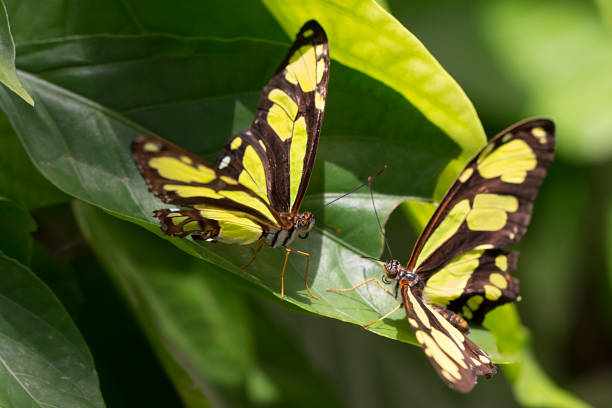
[265,226,298,248]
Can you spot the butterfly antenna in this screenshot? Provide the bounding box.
[360,254,383,263]
[313,165,388,215]
[367,172,393,259]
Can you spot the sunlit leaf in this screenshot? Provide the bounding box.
[0,0,32,105]
[263,0,485,157]
[262,0,487,198]
[0,250,105,408]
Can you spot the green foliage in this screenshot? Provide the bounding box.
[0,251,104,408]
[0,0,32,105]
[0,28,457,342]
[0,0,608,407]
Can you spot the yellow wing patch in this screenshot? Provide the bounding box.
[163,184,224,199]
[477,139,537,183]
[408,290,432,330]
[289,117,308,209]
[197,207,263,245]
[466,193,518,231]
[423,250,484,306]
[285,45,317,92]
[416,199,471,268]
[238,145,269,203]
[149,157,216,184]
[315,91,325,111]
[267,88,298,142]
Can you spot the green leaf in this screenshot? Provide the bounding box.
[262,0,487,199]
[3,0,286,44]
[0,0,32,105]
[74,201,259,407]
[484,306,589,408]
[607,198,612,301]
[0,32,463,344]
[505,338,590,408]
[0,196,35,264]
[0,250,105,408]
[263,0,485,157]
[0,111,67,209]
[596,0,612,29]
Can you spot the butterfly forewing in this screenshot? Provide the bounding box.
[215,20,330,215]
[401,284,497,393]
[132,21,329,250]
[408,119,555,279]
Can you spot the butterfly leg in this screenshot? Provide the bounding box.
[428,303,471,334]
[326,277,394,296]
[282,247,319,300]
[362,303,403,328]
[241,238,265,270]
[327,278,400,327]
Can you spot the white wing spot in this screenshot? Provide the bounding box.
[219,156,230,169]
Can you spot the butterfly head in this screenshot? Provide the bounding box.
[296,211,315,239]
[384,259,420,285]
[383,259,403,282]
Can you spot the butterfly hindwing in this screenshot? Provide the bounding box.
[131,134,279,236]
[402,285,497,393]
[215,20,330,214]
[449,250,519,324]
[408,119,555,278]
[423,249,520,324]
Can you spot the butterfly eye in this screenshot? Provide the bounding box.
[297,212,315,231]
[384,260,401,279]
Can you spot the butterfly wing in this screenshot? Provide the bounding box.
[401,284,497,393]
[132,134,280,244]
[407,118,554,285]
[423,249,520,324]
[215,20,330,214]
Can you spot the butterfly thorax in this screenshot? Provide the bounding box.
[264,211,315,248]
[383,259,424,298]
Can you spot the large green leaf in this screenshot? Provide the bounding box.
[262,0,487,198]
[0,250,105,408]
[74,201,256,407]
[3,0,286,44]
[485,307,589,408]
[0,112,67,209]
[0,0,32,105]
[0,32,468,345]
[263,0,485,157]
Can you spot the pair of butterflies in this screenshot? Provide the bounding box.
[131,20,555,393]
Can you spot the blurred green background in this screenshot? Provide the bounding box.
[0,0,611,407]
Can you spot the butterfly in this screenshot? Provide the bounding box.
[328,118,555,392]
[131,20,329,299]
